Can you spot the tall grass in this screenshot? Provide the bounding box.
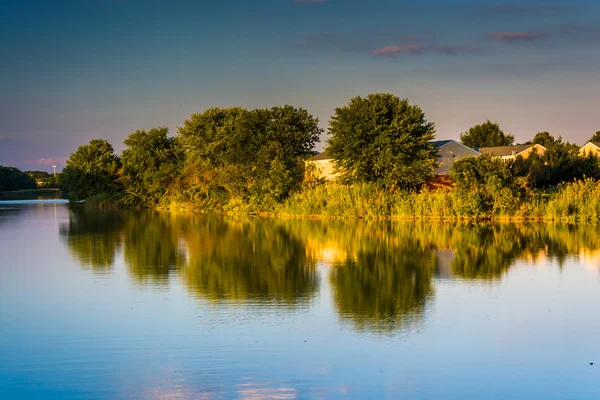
[274,179,600,222]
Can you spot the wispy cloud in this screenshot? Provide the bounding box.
[303,32,337,41]
[489,32,549,41]
[373,44,422,56]
[25,157,66,166]
[293,0,328,3]
[299,32,372,54]
[491,4,578,14]
[373,44,480,56]
[0,138,30,147]
[560,24,600,42]
[487,62,561,77]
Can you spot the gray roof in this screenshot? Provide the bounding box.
[589,142,600,148]
[311,151,331,161]
[479,144,542,157]
[430,140,454,147]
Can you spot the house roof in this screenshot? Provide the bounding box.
[588,142,600,148]
[311,151,331,161]
[479,144,545,157]
[430,139,480,154]
[430,140,453,147]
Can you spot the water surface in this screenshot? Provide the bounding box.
[1,202,599,399]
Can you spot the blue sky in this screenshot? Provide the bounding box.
[1,0,600,170]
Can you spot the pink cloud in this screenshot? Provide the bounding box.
[373,44,422,55]
[489,32,549,41]
[25,157,67,166]
[373,44,480,56]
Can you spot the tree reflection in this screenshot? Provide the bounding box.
[59,205,124,273]
[59,208,600,331]
[123,212,185,285]
[331,250,435,333]
[179,217,318,306]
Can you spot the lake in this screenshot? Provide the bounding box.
[1,201,599,399]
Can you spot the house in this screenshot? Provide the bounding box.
[309,151,337,181]
[478,144,547,161]
[579,142,600,157]
[430,140,480,175]
[309,139,479,180]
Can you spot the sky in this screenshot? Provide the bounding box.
[1,0,600,171]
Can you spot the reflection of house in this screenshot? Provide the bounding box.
[435,248,455,279]
[479,144,547,161]
[579,142,600,157]
[430,140,480,175]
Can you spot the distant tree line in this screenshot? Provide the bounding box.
[58,93,600,212]
[0,166,37,191]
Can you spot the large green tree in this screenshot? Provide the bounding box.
[177,105,322,204]
[120,127,182,206]
[589,131,600,143]
[60,139,121,200]
[460,120,514,149]
[326,93,437,188]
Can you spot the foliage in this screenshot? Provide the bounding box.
[25,170,58,188]
[590,131,600,143]
[120,127,182,206]
[326,93,437,188]
[176,105,322,207]
[60,139,122,201]
[0,166,37,191]
[531,131,556,148]
[460,120,514,149]
[449,155,532,218]
[25,170,52,179]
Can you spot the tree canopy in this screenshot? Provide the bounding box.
[60,139,121,201]
[120,127,182,206]
[326,93,437,188]
[0,166,37,191]
[177,105,322,204]
[531,131,556,148]
[460,120,514,149]
[590,131,600,143]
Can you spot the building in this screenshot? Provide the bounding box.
[478,144,547,161]
[579,142,600,157]
[309,139,479,180]
[430,140,480,175]
[309,151,337,181]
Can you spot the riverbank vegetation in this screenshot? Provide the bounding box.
[58,93,600,221]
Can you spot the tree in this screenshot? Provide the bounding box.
[531,137,581,185]
[177,106,322,204]
[532,131,556,148]
[590,131,600,143]
[0,166,37,191]
[60,139,121,201]
[120,127,182,206]
[460,120,514,149]
[326,93,437,188]
[449,155,531,217]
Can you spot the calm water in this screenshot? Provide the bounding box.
[1,202,600,399]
